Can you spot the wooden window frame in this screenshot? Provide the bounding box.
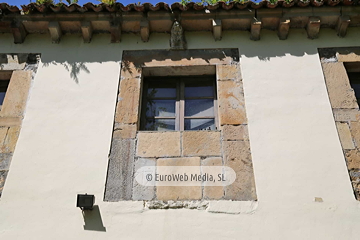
[140,75,218,131]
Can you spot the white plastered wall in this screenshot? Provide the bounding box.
[0,29,359,239]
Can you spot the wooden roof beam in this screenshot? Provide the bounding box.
[212,19,222,41]
[278,18,290,40]
[81,21,93,43]
[251,18,261,41]
[11,21,27,44]
[307,17,321,39]
[48,21,62,44]
[110,20,121,43]
[337,16,350,38]
[140,18,150,42]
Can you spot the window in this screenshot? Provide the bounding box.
[344,62,360,106]
[140,76,218,131]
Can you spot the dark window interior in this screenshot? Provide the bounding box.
[344,62,360,106]
[0,80,10,106]
[141,76,217,131]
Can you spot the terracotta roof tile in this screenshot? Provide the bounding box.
[0,1,355,15]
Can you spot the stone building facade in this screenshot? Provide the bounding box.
[0,1,359,239]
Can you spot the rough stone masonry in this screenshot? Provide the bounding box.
[104,49,257,204]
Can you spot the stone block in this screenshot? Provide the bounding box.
[132,158,155,200]
[222,125,249,141]
[0,127,8,147]
[223,140,256,200]
[224,167,257,201]
[336,122,355,149]
[113,124,137,139]
[182,131,221,156]
[217,80,247,125]
[0,170,8,197]
[216,64,241,81]
[322,62,358,109]
[350,122,360,148]
[2,126,20,153]
[156,157,202,200]
[114,78,141,124]
[104,138,135,201]
[0,153,13,170]
[337,52,360,62]
[333,109,360,122]
[120,62,141,80]
[345,149,360,170]
[223,140,251,164]
[202,157,224,200]
[136,132,180,158]
[123,49,235,67]
[0,71,32,118]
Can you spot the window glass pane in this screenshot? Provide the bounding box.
[0,80,10,106]
[185,119,215,130]
[185,99,214,117]
[145,119,175,131]
[185,82,213,98]
[146,100,175,117]
[0,92,6,105]
[352,84,360,99]
[147,82,176,98]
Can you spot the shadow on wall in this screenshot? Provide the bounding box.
[36,30,360,82]
[37,35,122,84]
[82,205,106,232]
[42,62,89,84]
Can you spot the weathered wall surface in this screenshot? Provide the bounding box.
[0,29,359,239]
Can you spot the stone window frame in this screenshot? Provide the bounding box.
[140,75,219,131]
[0,53,39,197]
[104,49,257,208]
[319,47,360,201]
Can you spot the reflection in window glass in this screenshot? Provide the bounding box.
[185,99,214,117]
[141,76,217,131]
[147,82,176,98]
[146,100,176,117]
[145,119,176,131]
[185,119,215,130]
[185,84,213,98]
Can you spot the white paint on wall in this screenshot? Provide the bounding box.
[0,29,359,239]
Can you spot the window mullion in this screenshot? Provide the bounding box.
[179,80,185,131]
[213,79,219,130]
[175,80,180,131]
[140,81,148,130]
